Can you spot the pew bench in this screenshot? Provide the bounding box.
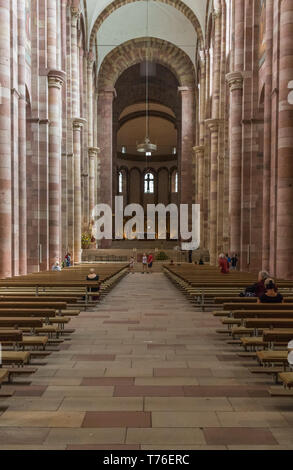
[0,309,56,318]
[1,351,31,366]
[0,369,9,387]
[244,319,293,332]
[278,372,293,389]
[2,336,48,351]
[262,329,293,344]
[256,350,289,367]
[0,318,43,328]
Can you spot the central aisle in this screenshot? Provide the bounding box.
[0,273,292,449]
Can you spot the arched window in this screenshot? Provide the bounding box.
[118,171,123,193]
[171,170,178,193]
[144,172,154,194]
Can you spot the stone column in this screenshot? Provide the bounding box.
[226,72,243,257]
[61,0,68,259]
[48,71,66,266]
[88,147,100,220]
[66,153,74,255]
[71,6,80,118]
[97,87,115,248]
[87,53,94,148]
[0,1,12,278]
[178,87,195,207]
[18,0,27,275]
[73,118,86,263]
[276,0,293,278]
[206,119,222,265]
[193,146,204,247]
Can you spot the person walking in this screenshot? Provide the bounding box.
[147,253,154,273]
[129,256,135,274]
[218,253,229,274]
[188,250,193,263]
[64,252,71,267]
[142,253,148,273]
[231,253,238,270]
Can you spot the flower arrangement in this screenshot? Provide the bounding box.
[81,232,92,249]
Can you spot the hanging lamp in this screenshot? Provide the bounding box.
[137,0,157,156]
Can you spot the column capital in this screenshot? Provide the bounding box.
[212,7,222,20]
[205,118,224,132]
[193,146,205,157]
[71,6,80,22]
[48,70,66,89]
[226,71,244,91]
[88,147,101,158]
[99,87,117,99]
[178,86,194,94]
[72,117,87,130]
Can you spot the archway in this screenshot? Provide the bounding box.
[97,38,196,246]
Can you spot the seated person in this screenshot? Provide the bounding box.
[258,279,283,303]
[199,258,204,265]
[255,271,271,297]
[169,259,174,266]
[86,268,100,301]
[52,261,61,271]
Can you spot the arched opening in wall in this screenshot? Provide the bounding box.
[112,63,180,244]
[171,169,178,194]
[144,171,155,194]
[117,167,128,202]
[97,38,196,247]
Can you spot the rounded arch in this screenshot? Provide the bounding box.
[98,37,195,91]
[119,110,177,129]
[89,0,204,52]
[79,13,87,51]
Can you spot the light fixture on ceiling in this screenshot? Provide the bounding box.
[137,0,157,156]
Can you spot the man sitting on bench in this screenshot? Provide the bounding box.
[258,279,283,304]
[86,268,100,301]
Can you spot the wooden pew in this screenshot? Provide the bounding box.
[256,350,289,367]
[0,329,22,342]
[1,351,31,366]
[244,319,293,330]
[0,318,43,328]
[222,303,293,312]
[0,369,9,386]
[278,372,293,389]
[263,329,293,343]
[0,302,67,311]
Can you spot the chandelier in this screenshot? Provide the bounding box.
[136,0,157,156]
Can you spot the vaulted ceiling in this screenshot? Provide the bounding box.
[84,0,209,70]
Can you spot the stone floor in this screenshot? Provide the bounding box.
[0,272,293,450]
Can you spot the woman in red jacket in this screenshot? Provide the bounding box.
[218,253,229,274]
